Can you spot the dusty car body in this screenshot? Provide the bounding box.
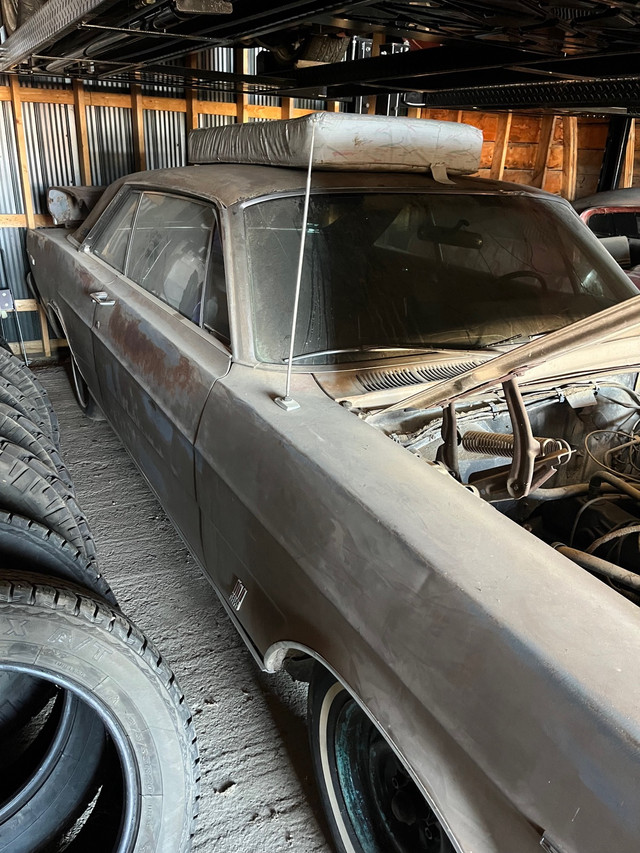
[26,148,640,853]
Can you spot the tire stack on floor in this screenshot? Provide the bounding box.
[0,345,200,852]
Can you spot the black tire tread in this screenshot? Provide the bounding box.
[0,380,57,447]
[0,441,96,562]
[0,573,200,845]
[0,512,112,733]
[0,352,59,444]
[0,510,112,601]
[0,402,73,490]
[0,349,60,436]
[0,451,88,559]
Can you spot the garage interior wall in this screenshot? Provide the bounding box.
[0,47,636,356]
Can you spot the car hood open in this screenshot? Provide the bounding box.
[382,295,640,413]
[313,296,640,410]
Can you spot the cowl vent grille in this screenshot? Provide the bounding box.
[357,361,483,392]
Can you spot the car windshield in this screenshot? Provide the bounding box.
[244,192,637,365]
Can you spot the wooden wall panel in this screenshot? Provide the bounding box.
[0,64,629,356]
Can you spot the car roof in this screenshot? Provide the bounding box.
[74,163,563,244]
[573,187,640,213]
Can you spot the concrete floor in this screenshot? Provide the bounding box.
[36,361,332,853]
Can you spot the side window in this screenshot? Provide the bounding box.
[126,193,215,323]
[92,192,140,272]
[202,226,230,344]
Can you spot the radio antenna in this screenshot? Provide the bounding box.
[275,124,316,412]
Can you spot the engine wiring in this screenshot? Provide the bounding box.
[583,429,640,482]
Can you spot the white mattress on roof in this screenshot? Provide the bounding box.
[188,112,482,181]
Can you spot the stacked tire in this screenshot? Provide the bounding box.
[0,346,199,852]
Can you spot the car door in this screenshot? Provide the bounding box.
[88,188,231,557]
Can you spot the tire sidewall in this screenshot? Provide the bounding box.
[0,590,198,853]
[308,666,366,853]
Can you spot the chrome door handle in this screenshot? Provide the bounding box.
[90,291,115,306]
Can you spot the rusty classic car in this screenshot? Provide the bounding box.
[26,114,640,853]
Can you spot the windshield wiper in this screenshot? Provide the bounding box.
[481,329,563,350]
[287,345,445,363]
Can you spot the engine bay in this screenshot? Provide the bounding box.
[367,372,640,606]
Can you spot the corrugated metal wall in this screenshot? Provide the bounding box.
[144,110,187,169]
[86,105,134,186]
[0,228,39,339]
[0,102,22,214]
[198,48,235,102]
[23,100,81,214]
[0,47,346,351]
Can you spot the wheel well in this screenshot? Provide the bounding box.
[45,303,66,340]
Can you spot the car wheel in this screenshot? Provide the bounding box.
[70,352,103,420]
[308,664,456,853]
[0,572,200,852]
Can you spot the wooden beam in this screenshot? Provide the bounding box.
[142,96,187,114]
[73,80,92,185]
[235,48,248,124]
[197,100,236,117]
[8,338,66,356]
[622,118,636,188]
[19,88,74,105]
[531,115,555,189]
[131,83,146,171]
[9,76,35,230]
[248,104,281,120]
[561,115,578,201]
[489,111,513,181]
[407,107,422,119]
[281,96,293,120]
[185,54,199,132]
[87,92,131,109]
[0,214,52,228]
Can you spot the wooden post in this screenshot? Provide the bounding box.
[281,96,293,120]
[235,48,248,124]
[185,53,199,133]
[622,118,636,188]
[72,80,92,185]
[367,33,384,115]
[561,116,578,201]
[37,304,51,358]
[531,115,555,189]
[9,76,35,230]
[489,111,513,181]
[131,83,146,171]
[407,107,422,119]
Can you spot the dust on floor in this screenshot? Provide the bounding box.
[37,362,332,853]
